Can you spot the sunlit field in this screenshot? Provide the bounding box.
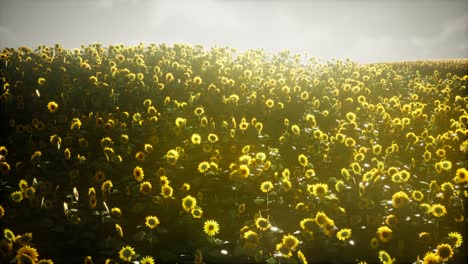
[0,43,467,264]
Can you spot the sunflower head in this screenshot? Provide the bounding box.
[145,216,160,229]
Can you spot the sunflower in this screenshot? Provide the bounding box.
[275,243,292,258]
[182,195,197,212]
[139,181,152,195]
[297,250,308,264]
[110,208,122,218]
[161,185,173,198]
[300,218,315,232]
[4,228,15,242]
[101,180,113,193]
[207,133,218,143]
[135,151,146,162]
[133,166,144,182]
[392,191,409,209]
[203,220,220,236]
[140,256,155,264]
[160,176,170,186]
[454,168,468,183]
[315,211,329,227]
[370,237,379,249]
[385,214,398,227]
[145,216,160,229]
[447,232,463,248]
[191,208,203,218]
[181,183,190,192]
[0,162,10,175]
[312,183,328,197]
[95,170,106,183]
[436,243,453,261]
[119,245,135,262]
[10,191,23,203]
[255,217,271,231]
[16,245,39,263]
[376,226,392,243]
[260,181,273,193]
[47,101,58,113]
[115,224,123,238]
[418,232,432,244]
[378,250,393,264]
[440,160,452,171]
[291,125,300,135]
[298,154,308,167]
[243,230,260,247]
[265,99,274,108]
[191,134,202,145]
[238,164,250,178]
[411,190,424,202]
[197,161,210,173]
[430,204,447,217]
[282,234,299,250]
[422,252,440,264]
[83,256,93,264]
[336,228,352,241]
[0,205,4,219]
[303,169,315,178]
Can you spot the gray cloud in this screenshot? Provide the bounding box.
[0,0,467,63]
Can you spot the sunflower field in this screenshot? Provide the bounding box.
[0,43,467,264]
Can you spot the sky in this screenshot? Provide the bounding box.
[0,0,467,63]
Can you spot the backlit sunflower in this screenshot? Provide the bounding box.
[282,234,299,250]
[260,181,273,193]
[312,183,328,197]
[392,191,409,209]
[376,226,392,243]
[182,195,197,212]
[16,245,39,263]
[436,243,453,261]
[191,208,203,218]
[197,161,210,173]
[145,216,160,229]
[430,204,447,217]
[191,134,201,144]
[336,228,352,241]
[422,252,439,264]
[139,181,152,194]
[207,133,218,143]
[315,211,329,227]
[47,101,58,113]
[11,191,23,203]
[298,154,308,167]
[411,190,424,202]
[119,245,135,262]
[203,220,220,236]
[181,183,190,192]
[161,185,173,198]
[378,250,393,264]
[238,164,250,178]
[447,232,463,248]
[255,217,271,231]
[140,256,155,264]
[133,166,144,181]
[454,168,467,183]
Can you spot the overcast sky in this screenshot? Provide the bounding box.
[1,0,467,63]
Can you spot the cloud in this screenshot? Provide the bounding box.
[410,14,468,58]
[0,26,17,48]
[96,0,141,9]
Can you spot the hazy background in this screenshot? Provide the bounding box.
[1,0,467,63]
